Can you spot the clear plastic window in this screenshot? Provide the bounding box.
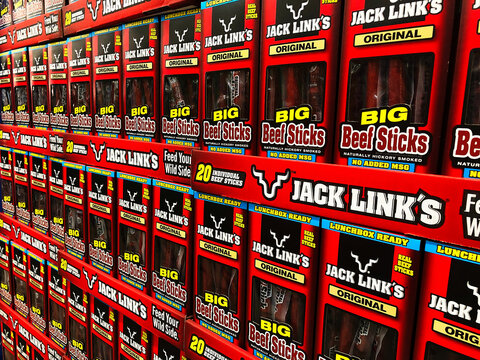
[15,86,27,112]
[68,317,87,350]
[154,237,186,284]
[50,196,63,223]
[95,80,119,116]
[1,88,11,111]
[266,63,326,122]
[92,333,113,360]
[251,277,305,344]
[32,85,47,113]
[164,75,199,118]
[90,215,111,252]
[49,299,65,332]
[125,78,154,117]
[15,184,28,209]
[0,268,10,293]
[50,84,67,114]
[3,349,14,360]
[463,49,480,125]
[347,54,434,125]
[206,70,250,120]
[65,206,83,240]
[14,277,27,303]
[32,189,46,217]
[2,179,12,202]
[70,82,90,114]
[197,256,237,313]
[322,305,397,360]
[425,342,475,360]
[30,288,44,317]
[119,224,146,267]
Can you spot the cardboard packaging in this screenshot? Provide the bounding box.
[49,156,65,243]
[118,313,150,360]
[200,0,260,155]
[12,242,29,319]
[413,241,480,359]
[122,17,160,141]
[152,335,185,360]
[315,219,422,360]
[258,0,342,163]
[0,51,14,125]
[245,204,320,360]
[68,34,94,135]
[160,9,202,147]
[335,0,456,173]
[64,161,87,261]
[0,146,15,217]
[30,152,49,235]
[117,172,151,293]
[68,280,90,360]
[152,179,194,314]
[12,0,25,24]
[16,328,31,360]
[13,149,30,226]
[29,45,50,129]
[12,47,30,127]
[0,0,12,29]
[0,236,12,307]
[1,322,16,360]
[26,0,43,19]
[48,261,68,350]
[193,192,248,346]
[90,297,117,360]
[87,166,115,275]
[48,40,70,132]
[45,0,63,13]
[28,251,47,333]
[92,26,123,138]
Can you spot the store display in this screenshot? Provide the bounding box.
[118,313,150,360]
[28,251,47,333]
[12,242,28,319]
[201,0,260,155]
[48,40,70,132]
[90,296,117,360]
[29,44,49,129]
[122,17,159,141]
[92,26,123,138]
[68,286,90,360]
[13,149,30,226]
[29,152,48,234]
[12,47,30,127]
[0,0,12,29]
[11,0,25,24]
[0,50,13,125]
[160,9,202,147]
[1,321,15,360]
[0,146,14,217]
[48,156,64,243]
[0,236,12,306]
[48,260,68,349]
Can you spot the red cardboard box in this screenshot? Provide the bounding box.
[48,40,70,132]
[30,152,49,235]
[0,236,12,307]
[0,0,12,29]
[315,219,421,360]
[0,51,14,125]
[257,0,342,163]
[48,261,68,350]
[0,146,15,217]
[160,9,202,147]
[1,321,16,360]
[413,241,480,359]
[200,0,260,155]
[12,47,30,127]
[122,17,160,141]
[28,251,47,333]
[68,34,94,136]
[12,0,25,24]
[117,172,151,294]
[64,161,87,261]
[246,204,320,360]
[29,45,50,129]
[12,242,29,319]
[118,313,150,360]
[335,0,456,173]
[87,166,115,275]
[68,280,90,360]
[92,26,123,138]
[193,192,248,346]
[13,149,30,226]
[48,156,64,243]
[15,327,31,360]
[90,296,117,360]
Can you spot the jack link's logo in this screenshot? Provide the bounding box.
[16,159,22,168]
[53,169,60,179]
[10,316,18,330]
[219,15,236,32]
[97,308,105,321]
[14,59,20,68]
[31,265,38,275]
[13,226,20,239]
[83,268,98,290]
[175,29,188,42]
[90,141,106,162]
[163,350,174,360]
[270,229,289,248]
[251,165,291,200]
[34,164,41,173]
[286,1,309,20]
[15,253,22,264]
[53,53,61,63]
[101,43,111,55]
[12,131,20,145]
[95,183,104,193]
[0,62,5,70]
[72,291,80,303]
[34,57,41,66]
[210,214,225,229]
[8,29,15,45]
[1,156,5,164]
[133,36,144,49]
[127,327,136,340]
[467,281,480,306]
[52,274,60,287]
[17,342,24,353]
[165,199,176,213]
[87,0,101,21]
[351,252,379,274]
[127,190,137,202]
[69,176,77,186]
[74,48,83,59]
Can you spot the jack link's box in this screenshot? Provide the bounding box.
[68,280,90,360]
[315,220,422,360]
[2,322,15,360]
[122,17,160,141]
[92,26,123,138]
[118,313,150,360]
[29,45,50,129]
[28,251,47,333]
[200,0,260,155]
[90,297,117,360]
[26,0,43,19]
[0,236,12,307]
[30,152,49,235]
[0,146,15,217]
[160,9,202,147]
[49,156,65,243]
[12,0,25,24]
[444,2,480,178]
[64,161,87,261]
[193,192,248,346]
[48,40,70,132]
[13,149,30,226]
[12,47,30,127]
[246,204,320,360]
[152,335,185,360]
[117,172,151,293]
[45,0,63,13]
[0,51,14,125]
[48,261,68,349]
[16,328,31,360]
[258,0,342,163]
[87,166,115,275]
[152,179,194,314]
[68,34,94,135]
[12,243,28,319]
[0,0,12,29]
[334,0,456,174]
[413,241,480,360]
